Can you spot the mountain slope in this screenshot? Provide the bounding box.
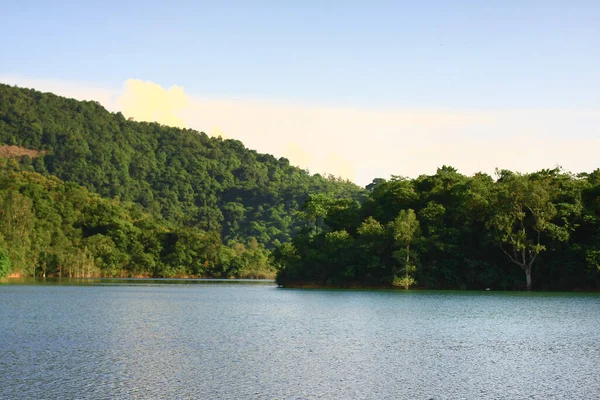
[0,83,366,253]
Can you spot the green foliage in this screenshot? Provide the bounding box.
[0,164,284,278]
[1,84,598,290]
[390,209,419,246]
[390,209,419,289]
[0,245,11,278]
[0,83,365,250]
[487,170,576,289]
[392,274,415,289]
[275,167,600,291]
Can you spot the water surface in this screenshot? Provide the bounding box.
[1,282,598,399]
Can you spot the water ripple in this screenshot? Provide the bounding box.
[0,285,599,399]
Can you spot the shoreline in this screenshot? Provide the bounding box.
[1,276,276,284]
[3,276,597,292]
[277,281,600,292]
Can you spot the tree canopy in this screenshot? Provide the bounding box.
[275,167,600,291]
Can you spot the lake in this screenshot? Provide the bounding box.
[1,281,598,399]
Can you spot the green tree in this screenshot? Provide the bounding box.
[390,209,419,289]
[301,193,332,234]
[488,171,569,290]
[356,217,387,275]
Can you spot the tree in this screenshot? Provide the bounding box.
[488,171,568,290]
[356,217,387,275]
[301,193,332,234]
[363,176,418,224]
[390,209,419,289]
[324,229,356,280]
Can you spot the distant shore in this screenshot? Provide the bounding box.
[277,281,600,292]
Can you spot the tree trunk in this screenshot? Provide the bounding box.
[524,265,532,291]
[405,244,410,290]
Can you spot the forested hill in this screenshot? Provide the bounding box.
[0,83,365,253]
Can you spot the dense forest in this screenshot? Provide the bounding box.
[274,167,600,290]
[0,83,364,279]
[0,160,263,279]
[0,83,598,290]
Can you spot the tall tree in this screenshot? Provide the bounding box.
[301,193,332,234]
[488,171,568,290]
[390,209,420,289]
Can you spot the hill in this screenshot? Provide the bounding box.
[0,83,365,278]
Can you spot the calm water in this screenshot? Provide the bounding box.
[1,281,599,399]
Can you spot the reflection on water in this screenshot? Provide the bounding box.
[2,277,275,285]
[0,284,598,399]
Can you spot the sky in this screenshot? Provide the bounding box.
[1,1,599,186]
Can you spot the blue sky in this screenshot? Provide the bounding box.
[2,1,599,184]
[4,1,599,108]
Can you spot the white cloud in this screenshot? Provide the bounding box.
[115,79,189,128]
[179,96,600,184]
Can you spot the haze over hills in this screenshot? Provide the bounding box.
[4,75,599,187]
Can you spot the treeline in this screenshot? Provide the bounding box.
[0,159,276,278]
[0,83,364,278]
[274,167,600,290]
